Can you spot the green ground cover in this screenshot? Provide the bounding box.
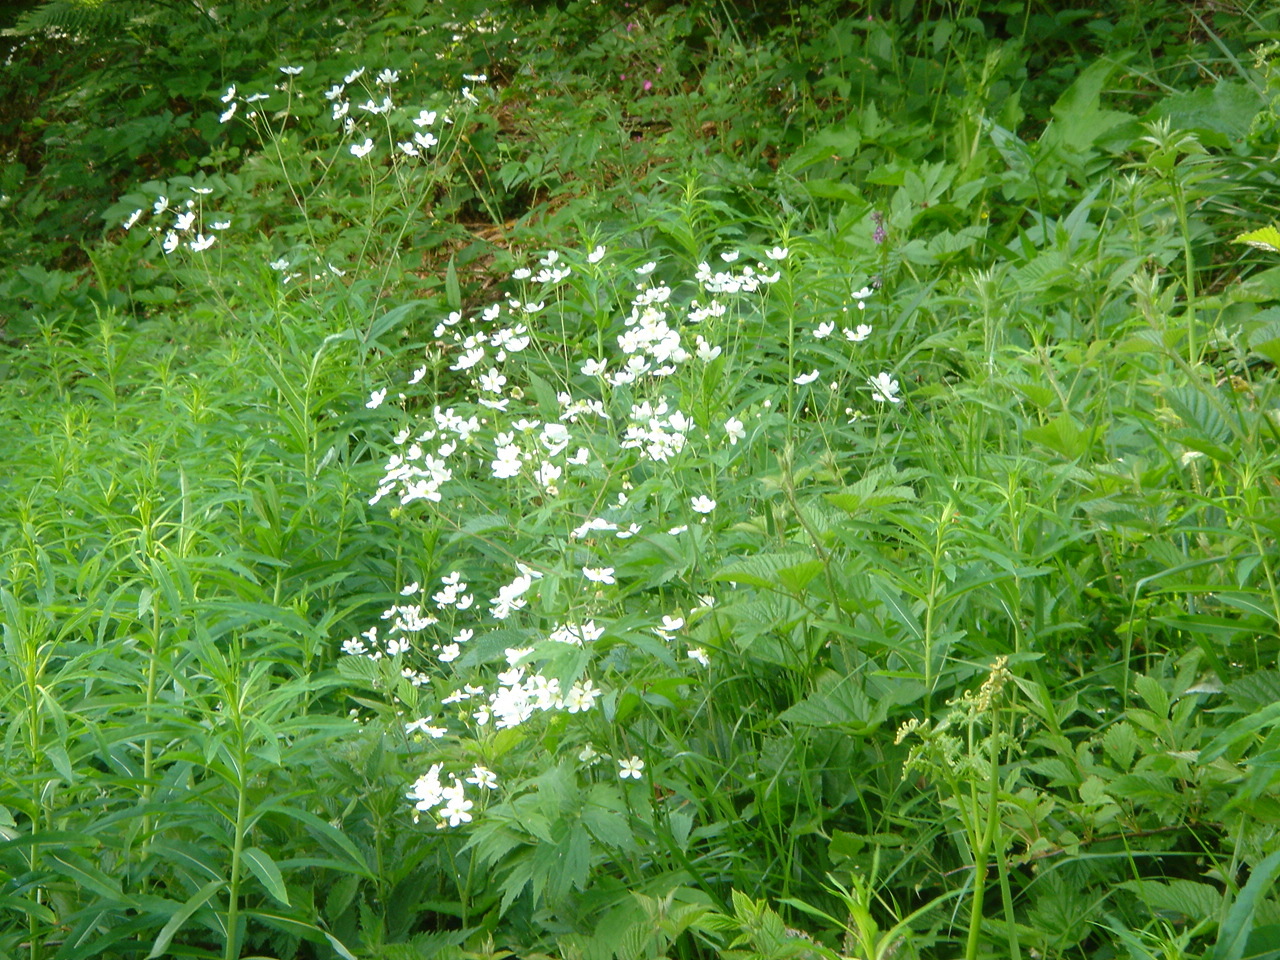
[2,1,1280,957]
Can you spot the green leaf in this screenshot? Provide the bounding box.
[1151,81,1263,145]
[713,551,818,591]
[779,671,886,733]
[241,846,290,906]
[1120,878,1222,923]
[147,880,226,959]
[1200,701,1280,763]
[445,254,462,310]
[1214,850,1280,960]
[1024,415,1098,460]
[1234,226,1280,254]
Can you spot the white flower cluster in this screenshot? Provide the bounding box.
[693,251,782,294]
[369,406,482,506]
[620,398,694,463]
[119,189,228,254]
[407,762,496,828]
[344,242,840,827]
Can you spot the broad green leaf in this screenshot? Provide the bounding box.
[1214,850,1280,960]
[1120,879,1222,923]
[1024,415,1098,460]
[242,846,290,906]
[1200,701,1280,763]
[147,880,226,959]
[1234,225,1280,254]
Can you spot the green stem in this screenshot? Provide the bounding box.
[224,723,249,960]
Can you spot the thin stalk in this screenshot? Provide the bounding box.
[223,728,250,960]
[1168,173,1198,363]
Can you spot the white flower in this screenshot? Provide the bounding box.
[635,261,657,276]
[690,495,716,514]
[350,138,375,158]
[405,717,446,737]
[324,83,345,100]
[280,65,304,76]
[220,84,236,103]
[269,257,289,271]
[588,245,607,264]
[583,566,616,585]
[720,250,740,262]
[462,86,479,105]
[466,765,498,790]
[210,220,231,230]
[377,68,400,84]
[398,141,420,157]
[463,73,488,82]
[341,637,367,656]
[868,372,901,404]
[439,790,473,827]
[724,417,745,445]
[618,756,645,780]
[188,234,216,252]
[161,232,179,254]
[413,131,438,150]
[344,67,366,83]
[844,324,872,342]
[478,368,506,393]
[153,196,169,216]
[765,246,788,261]
[793,369,820,385]
[565,679,602,713]
[814,321,835,339]
[688,647,710,667]
[219,102,238,123]
[366,388,387,409]
[413,109,438,126]
[122,209,143,230]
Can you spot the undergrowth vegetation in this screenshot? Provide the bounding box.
[2,0,1280,957]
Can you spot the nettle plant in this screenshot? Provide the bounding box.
[335,234,901,913]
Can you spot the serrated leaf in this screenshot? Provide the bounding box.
[779,672,884,732]
[1234,225,1280,254]
[713,551,818,591]
[1120,879,1222,923]
[1166,385,1234,445]
[1132,674,1169,719]
[1102,721,1139,769]
[1024,415,1098,460]
[1227,672,1280,710]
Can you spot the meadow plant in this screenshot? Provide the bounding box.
[5,1,1280,958]
[335,234,901,913]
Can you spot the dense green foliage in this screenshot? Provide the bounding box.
[2,0,1280,958]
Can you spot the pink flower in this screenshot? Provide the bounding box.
[643,80,652,91]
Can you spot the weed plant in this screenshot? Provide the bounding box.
[2,1,1280,958]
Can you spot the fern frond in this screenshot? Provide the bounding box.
[3,0,131,39]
